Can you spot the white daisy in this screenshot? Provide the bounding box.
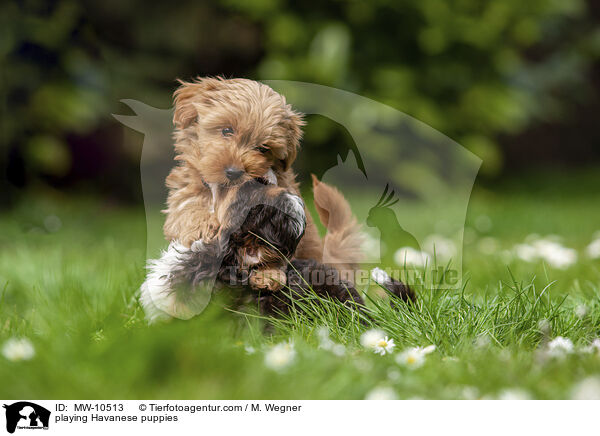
[537,319,551,335]
[423,234,457,261]
[461,386,480,400]
[575,304,589,319]
[264,342,296,370]
[360,329,386,349]
[514,243,538,262]
[331,343,346,356]
[581,339,600,354]
[546,336,574,358]
[395,345,435,369]
[586,239,600,259]
[475,334,491,348]
[315,326,346,356]
[364,386,398,400]
[373,336,395,356]
[2,337,35,362]
[396,348,425,368]
[513,237,577,269]
[421,344,437,354]
[571,376,600,400]
[393,247,430,268]
[534,239,577,269]
[497,388,532,400]
[316,326,333,349]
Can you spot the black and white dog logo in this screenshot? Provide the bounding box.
[3,402,50,433]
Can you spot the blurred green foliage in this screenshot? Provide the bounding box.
[1,0,263,197]
[248,0,600,174]
[2,0,599,197]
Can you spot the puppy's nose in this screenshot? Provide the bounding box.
[225,167,244,181]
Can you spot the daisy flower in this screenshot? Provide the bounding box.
[395,345,436,369]
[497,388,532,400]
[393,247,430,268]
[513,237,577,269]
[461,386,480,400]
[373,336,395,356]
[543,336,574,359]
[537,319,551,335]
[331,343,346,356]
[2,337,35,362]
[421,344,436,354]
[514,243,538,262]
[360,329,386,349]
[396,348,425,368]
[585,239,600,259]
[316,326,333,350]
[315,326,347,356]
[575,304,589,319]
[571,376,600,400]
[475,334,491,348]
[364,386,398,400]
[423,234,457,261]
[581,338,600,355]
[264,342,296,370]
[534,239,577,269]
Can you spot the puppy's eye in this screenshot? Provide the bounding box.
[221,127,234,137]
[256,144,270,154]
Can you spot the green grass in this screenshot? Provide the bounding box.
[1,168,600,399]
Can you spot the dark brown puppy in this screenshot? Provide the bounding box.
[166,180,413,318]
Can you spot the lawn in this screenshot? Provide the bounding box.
[1,168,600,399]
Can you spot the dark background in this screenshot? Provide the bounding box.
[2,0,599,207]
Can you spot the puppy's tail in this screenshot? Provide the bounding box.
[311,174,364,274]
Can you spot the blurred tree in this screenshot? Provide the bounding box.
[0,0,263,205]
[239,0,600,176]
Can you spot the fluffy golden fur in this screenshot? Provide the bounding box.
[162,77,362,279]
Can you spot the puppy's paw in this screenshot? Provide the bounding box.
[201,215,220,241]
[249,268,287,292]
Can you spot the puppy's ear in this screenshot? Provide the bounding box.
[173,77,221,129]
[282,106,305,170]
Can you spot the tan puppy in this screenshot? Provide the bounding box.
[162,77,362,288]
